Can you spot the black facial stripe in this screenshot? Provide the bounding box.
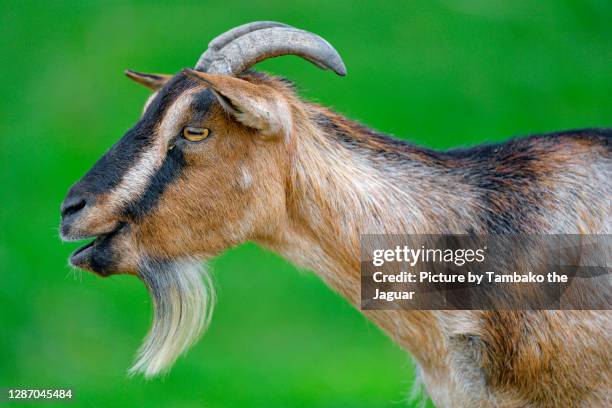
[122,146,187,220]
[190,89,216,122]
[74,73,199,195]
[118,89,216,219]
[78,127,150,194]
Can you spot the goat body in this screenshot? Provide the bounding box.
[258,75,611,407]
[60,21,611,407]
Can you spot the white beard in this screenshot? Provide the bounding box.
[129,257,215,378]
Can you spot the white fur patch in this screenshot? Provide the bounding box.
[130,258,215,378]
[239,166,253,190]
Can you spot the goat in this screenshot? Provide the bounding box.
[60,21,611,407]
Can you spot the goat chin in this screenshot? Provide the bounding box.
[129,257,215,378]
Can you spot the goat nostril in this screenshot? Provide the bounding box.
[61,197,87,218]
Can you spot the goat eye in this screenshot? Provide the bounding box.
[182,127,210,142]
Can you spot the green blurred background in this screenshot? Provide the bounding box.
[1,0,610,406]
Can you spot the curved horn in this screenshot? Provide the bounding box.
[196,26,346,77]
[197,21,291,71]
[208,21,291,51]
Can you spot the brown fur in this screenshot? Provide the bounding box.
[62,69,611,406]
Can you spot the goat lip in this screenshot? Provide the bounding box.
[61,220,125,243]
[70,240,96,266]
[68,223,127,269]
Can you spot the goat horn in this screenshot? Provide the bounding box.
[208,21,291,51]
[197,21,291,71]
[195,25,346,77]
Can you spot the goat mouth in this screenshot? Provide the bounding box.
[70,239,96,265]
[69,223,126,271]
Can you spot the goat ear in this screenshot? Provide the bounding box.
[125,69,172,91]
[183,69,291,138]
